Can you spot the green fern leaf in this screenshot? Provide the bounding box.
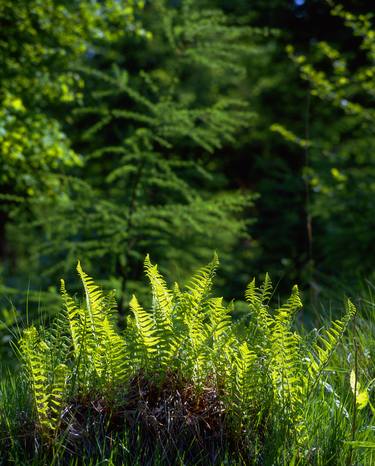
[130,294,159,358]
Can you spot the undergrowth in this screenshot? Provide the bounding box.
[0,256,374,465]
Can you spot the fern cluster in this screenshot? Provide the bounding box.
[17,256,356,459]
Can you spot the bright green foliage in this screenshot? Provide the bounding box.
[129,294,159,362]
[19,326,68,436]
[60,263,127,393]
[18,257,357,457]
[350,368,373,413]
[0,95,80,196]
[232,340,259,430]
[307,300,357,382]
[0,0,144,196]
[244,277,358,443]
[2,0,258,317]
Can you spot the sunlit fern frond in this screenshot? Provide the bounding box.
[207,297,232,343]
[76,260,105,340]
[61,272,97,388]
[274,285,303,327]
[231,341,260,429]
[307,299,357,381]
[49,363,68,427]
[269,327,307,444]
[144,256,177,369]
[185,252,219,305]
[19,327,67,436]
[129,294,159,365]
[73,263,130,389]
[19,327,51,432]
[175,253,219,333]
[245,277,273,344]
[260,272,273,304]
[102,288,120,326]
[270,329,304,408]
[60,278,82,357]
[101,316,128,387]
[144,254,173,324]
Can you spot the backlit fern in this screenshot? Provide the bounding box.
[18,257,357,456]
[20,327,68,437]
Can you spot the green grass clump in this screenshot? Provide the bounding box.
[0,256,374,465]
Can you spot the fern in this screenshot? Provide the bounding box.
[245,278,306,442]
[274,284,303,327]
[17,256,357,453]
[144,254,173,326]
[232,341,258,429]
[143,255,176,369]
[48,363,68,428]
[245,276,273,346]
[77,260,105,342]
[60,278,81,359]
[271,286,305,430]
[207,297,232,343]
[269,327,306,440]
[180,255,220,381]
[129,294,159,365]
[20,327,67,436]
[62,263,129,391]
[307,299,357,383]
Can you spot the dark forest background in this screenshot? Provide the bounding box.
[1,0,374,343]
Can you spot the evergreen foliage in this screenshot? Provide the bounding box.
[2,0,375,321]
[2,0,258,320]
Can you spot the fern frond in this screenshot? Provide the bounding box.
[20,328,50,430]
[274,284,303,327]
[76,260,105,339]
[172,256,220,381]
[102,289,119,326]
[74,263,130,389]
[260,272,273,303]
[307,299,357,381]
[270,327,306,442]
[270,329,303,400]
[185,252,219,301]
[49,363,68,424]
[235,341,257,399]
[231,341,259,428]
[181,255,219,339]
[19,327,67,435]
[130,294,159,359]
[143,256,178,370]
[245,277,272,343]
[207,297,231,343]
[261,284,306,442]
[144,255,173,326]
[60,278,81,357]
[101,317,128,386]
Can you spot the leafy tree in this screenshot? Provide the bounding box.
[0,0,145,258]
[0,0,145,195]
[274,2,375,286]
[1,0,259,322]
